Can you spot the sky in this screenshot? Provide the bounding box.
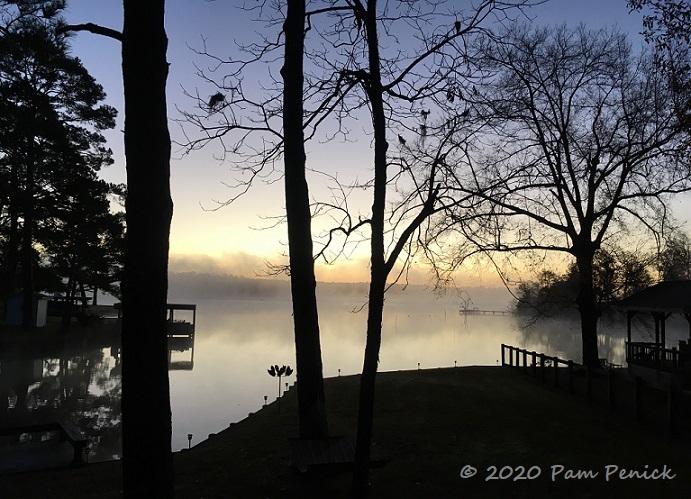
[59,0,686,285]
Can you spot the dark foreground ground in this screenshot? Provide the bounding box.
[1,366,690,498]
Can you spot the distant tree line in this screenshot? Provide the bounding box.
[0,1,124,327]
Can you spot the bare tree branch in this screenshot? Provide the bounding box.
[56,22,123,41]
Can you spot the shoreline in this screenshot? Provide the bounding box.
[2,366,690,497]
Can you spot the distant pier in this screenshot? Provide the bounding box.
[459,308,511,316]
[167,303,196,336]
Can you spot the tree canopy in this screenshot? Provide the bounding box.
[0,0,121,323]
[427,24,691,365]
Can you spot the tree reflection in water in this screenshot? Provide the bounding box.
[0,326,194,463]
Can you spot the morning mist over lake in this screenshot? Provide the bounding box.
[2,0,691,496]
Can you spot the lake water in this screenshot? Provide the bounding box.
[2,293,687,462]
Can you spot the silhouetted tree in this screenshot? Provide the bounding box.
[283,0,329,438]
[657,231,691,280]
[628,0,691,135]
[178,0,331,440]
[59,0,174,495]
[514,248,654,318]
[296,2,531,494]
[38,176,125,325]
[0,1,116,327]
[180,3,527,494]
[432,24,691,366]
[628,0,690,49]
[120,1,174,496]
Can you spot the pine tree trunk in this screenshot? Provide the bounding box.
[120,1,174,497]
[21,134,35,329]
[282,0,329,438]
[2,154,20,297]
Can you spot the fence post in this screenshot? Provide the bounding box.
[553,357,559,388]
[509,346,513,367]
[567,360,574,394]
[523,350,528,374]
[635,377,644,423]
[501,344,505,366]
[667,383,677,436]
[532,351,537,378]
[539,353,546,381]
[672,347,678,371]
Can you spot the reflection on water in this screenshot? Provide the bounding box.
[0,330,123,462]
[3,296,690,460]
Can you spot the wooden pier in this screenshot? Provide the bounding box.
[167,304,196,370]
[167,303,196,337]
[459,308,511,316]
[113,302,196,335]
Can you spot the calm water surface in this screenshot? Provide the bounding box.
[2,295,685,461]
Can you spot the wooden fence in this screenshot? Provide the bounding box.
[501,343,691,438]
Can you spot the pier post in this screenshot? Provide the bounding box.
[501,344,505,366]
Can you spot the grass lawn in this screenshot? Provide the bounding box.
[1,366,689,498]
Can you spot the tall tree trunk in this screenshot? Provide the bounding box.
[353,2,387,495]
[575,248,600,367]
[21,134,35,329]
[282,0,329,438]
[120,1,174,497]
[79,281,87,304]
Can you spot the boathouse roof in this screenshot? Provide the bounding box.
[616,280,691,314]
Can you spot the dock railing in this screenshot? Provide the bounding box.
[626,341,691,374]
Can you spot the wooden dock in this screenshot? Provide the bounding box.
[112,302,197,337]
[167,303,196,336]
[167,304,196,370]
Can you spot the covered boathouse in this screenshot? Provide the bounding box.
[617,280,691,388]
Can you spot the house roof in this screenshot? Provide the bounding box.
[616,280,691,315]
